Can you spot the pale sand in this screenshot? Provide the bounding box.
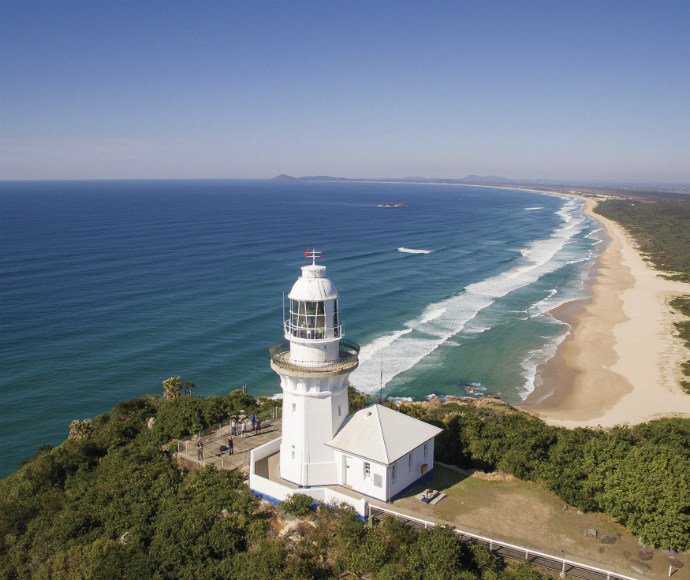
[521,197,690,428]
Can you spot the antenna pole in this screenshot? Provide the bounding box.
[380,359,383,403]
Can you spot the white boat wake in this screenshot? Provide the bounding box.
[398,247,431,254]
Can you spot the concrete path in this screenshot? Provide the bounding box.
[175,418,282,473]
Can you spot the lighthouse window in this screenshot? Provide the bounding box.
[364,462,371,479]
[290,300,328,339]
[333,300,339,337]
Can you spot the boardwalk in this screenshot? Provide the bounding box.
[175,418,282,472]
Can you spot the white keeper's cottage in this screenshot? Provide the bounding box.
[249,251,441,511]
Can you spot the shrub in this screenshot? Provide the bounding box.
[278,493,314,516]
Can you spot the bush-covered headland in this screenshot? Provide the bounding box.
[2,385,688,579]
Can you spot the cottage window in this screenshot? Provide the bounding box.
[364,462,371,478]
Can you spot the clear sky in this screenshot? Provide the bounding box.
[1,0,688,182]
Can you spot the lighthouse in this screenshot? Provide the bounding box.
[269,250,360,487]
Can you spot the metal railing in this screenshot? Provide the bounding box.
[269,339,360,373]
[369,505,641,580]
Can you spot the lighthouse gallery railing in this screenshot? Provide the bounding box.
[269,339,359,372]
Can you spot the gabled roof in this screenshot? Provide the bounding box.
[326,404,442,465]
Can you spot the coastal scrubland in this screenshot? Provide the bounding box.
[396,396,690,552]
[593,195,690,282]
[2,388,688,579]
[0,392,549,580]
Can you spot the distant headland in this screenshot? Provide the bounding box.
[272,173,690,196]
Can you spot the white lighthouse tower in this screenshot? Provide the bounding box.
[269,250,359,487]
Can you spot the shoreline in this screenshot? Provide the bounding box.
[518,195,690,427]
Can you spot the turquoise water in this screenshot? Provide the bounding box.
[0,179,600,477]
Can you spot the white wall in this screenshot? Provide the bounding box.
[279,374,348,487]
[333,451,388,502]
[249,439,368,516]
[387,438,435,499]
[333,437,436,501]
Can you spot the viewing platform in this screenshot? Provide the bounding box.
[268,338,359,374]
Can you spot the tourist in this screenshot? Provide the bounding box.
[256,418,261,434]
[240,421,247,439]
[227,436,234,455]
[196,440,203,460]
[250,413,256,432]
[231,418,237,436]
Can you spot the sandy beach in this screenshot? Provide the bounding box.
[521,196,690,428]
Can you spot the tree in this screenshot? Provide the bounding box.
[161,376,195,400]
[68,419,94,440]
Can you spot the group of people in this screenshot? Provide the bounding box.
[225,414,263,455]
[196,414,266,461]
[229,414,261,438]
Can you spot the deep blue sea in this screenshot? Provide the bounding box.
[0,179,601,478]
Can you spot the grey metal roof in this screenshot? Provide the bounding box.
[326,404,442,465]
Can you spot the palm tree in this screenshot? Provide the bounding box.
[68,419,94,440]
[162,376,182,400]
[162,376,196,400]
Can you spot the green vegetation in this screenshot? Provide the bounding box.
[400,402,690,551]
[278,493,314,517]
[594,196,690,281]
[1,390,549,580]
[670,295,690,393]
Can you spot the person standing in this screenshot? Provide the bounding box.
[240,421,247,439]
[196,440,204,460]
[231,418,237,436]
[227,436,234,455]
[250,413,256,432]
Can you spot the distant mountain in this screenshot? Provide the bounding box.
[271,174,511,185]
[459,175,511,184]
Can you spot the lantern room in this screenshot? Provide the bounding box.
[284,251,343,365]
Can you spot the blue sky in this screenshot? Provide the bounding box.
[1,0,688,182]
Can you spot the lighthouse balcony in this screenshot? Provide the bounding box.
[269,339,359,374]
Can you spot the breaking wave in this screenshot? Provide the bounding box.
[352,198,592,397]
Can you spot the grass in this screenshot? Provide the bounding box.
[392,465,688,580]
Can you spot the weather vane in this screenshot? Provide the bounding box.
[303,248,323,265]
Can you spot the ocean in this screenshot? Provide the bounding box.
[0,179,600,478]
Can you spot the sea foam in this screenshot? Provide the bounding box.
[351,198,589,395]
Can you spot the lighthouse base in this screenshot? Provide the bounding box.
[279,447,338,488]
